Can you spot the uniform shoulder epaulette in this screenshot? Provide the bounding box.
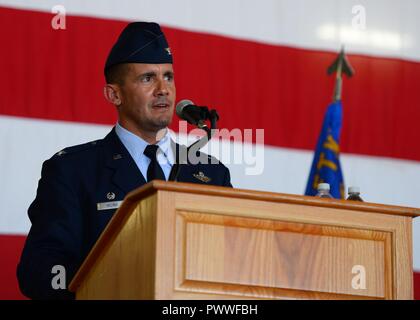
[53,139,102,158]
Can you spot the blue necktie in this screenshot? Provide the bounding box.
[144,145,166,182]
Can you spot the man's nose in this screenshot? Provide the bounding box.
[154,78,169,96]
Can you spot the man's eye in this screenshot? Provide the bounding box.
[164,74,174,81]
[141,76,152,82]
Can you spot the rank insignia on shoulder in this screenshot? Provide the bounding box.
[193,171,211,183]
[56,150,66,156]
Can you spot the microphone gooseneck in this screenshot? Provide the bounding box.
[169,100,220,182]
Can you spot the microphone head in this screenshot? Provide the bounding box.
[176,99,194,117]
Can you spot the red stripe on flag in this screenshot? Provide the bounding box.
[415,272,420,300]
[1,7,420,162]
[0,235,27,300]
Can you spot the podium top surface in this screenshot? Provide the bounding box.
[128,181,420,218]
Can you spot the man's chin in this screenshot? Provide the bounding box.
[156,115,173,128]
[151,119,171,132]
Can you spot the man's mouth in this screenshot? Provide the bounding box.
[152,103,170,109]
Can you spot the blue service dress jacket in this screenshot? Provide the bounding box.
[17,127,232,299]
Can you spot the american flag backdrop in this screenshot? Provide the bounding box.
[0,0,419,299]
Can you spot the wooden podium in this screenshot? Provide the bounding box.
[69,181,419,300]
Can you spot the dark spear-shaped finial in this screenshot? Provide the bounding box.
[327,47,355,102]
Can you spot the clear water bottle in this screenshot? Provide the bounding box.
[347,186,363,202]
[316,183,333,198]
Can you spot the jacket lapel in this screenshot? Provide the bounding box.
[103,128,147,194]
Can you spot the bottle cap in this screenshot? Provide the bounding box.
[317,183,330,191]
[348,186,360,194]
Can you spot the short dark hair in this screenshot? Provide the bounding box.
[104,64,131,85]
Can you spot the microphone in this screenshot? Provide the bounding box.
[176,100,210,128]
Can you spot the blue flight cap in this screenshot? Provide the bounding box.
[104,22,173,73]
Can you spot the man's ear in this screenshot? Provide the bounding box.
[103,84,122,106]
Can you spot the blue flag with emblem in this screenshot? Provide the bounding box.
[305,101,344,199]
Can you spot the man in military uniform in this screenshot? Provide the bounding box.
[17,22,232,299]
